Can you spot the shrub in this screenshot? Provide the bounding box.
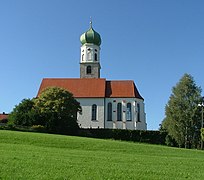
[31,125,46,132]
[165,134,178,147]
[0,118,8,123]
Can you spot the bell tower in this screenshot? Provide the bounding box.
[80,21,101,78]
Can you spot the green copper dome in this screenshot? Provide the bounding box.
[80,22,101,46]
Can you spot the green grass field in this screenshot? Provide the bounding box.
[0,130,204,179]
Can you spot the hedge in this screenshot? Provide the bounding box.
[0,124,167,145]
[78,128,167,145]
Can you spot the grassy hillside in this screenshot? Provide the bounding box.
[0,130,204,179]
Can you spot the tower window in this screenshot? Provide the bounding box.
[95,49,97,52]
[117,103,122,121]
[87,51,91,60]
[92,104,97,120]
[94,53,97,61]
[86,66,91,74]
[82,54,84,61]
[126,103,132,121]
[107,102,112,121]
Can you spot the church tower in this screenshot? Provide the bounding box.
[80,21,101,78]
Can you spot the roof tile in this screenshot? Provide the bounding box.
[105,81,143,99]
[37,78,143,100]
[37,78,106,98]
[0,114,8,120]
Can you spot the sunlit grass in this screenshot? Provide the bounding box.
[0,130,204,179]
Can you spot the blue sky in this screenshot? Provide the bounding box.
[0,0,204,130]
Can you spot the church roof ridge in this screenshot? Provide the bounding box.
[106,80,134,82]
[42,78,106,80]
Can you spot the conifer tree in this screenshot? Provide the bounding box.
[162,74,202,148]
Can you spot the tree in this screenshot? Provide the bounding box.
[34,87,82,134]
[201,128,204,141]
[9,87,81,135]
[9,99,36,126]
[162,74,202,148]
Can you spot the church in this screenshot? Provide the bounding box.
[37,22,147,130]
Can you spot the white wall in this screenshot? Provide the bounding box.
[76,97,147,130]
[80,44,100,63]
[105,98,147,130]
[76,98,104,128]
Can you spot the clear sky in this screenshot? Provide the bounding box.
[1,0,204,130]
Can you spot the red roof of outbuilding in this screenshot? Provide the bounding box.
[37,78,143,100]
[0,113,8,120]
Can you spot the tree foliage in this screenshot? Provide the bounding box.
[162,74,202,148]
[201,128,204,141]
[9,99,36,126]
[34,87,81,134]
[9,87,82,135]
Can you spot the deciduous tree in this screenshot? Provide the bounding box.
[34,87,82,134]
[9,99,36,126]
[9,87,81,135]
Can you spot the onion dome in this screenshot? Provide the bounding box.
[80,21,101,46]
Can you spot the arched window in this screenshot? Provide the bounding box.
[137,103,140,122]
[87,48,91,60]
[117,103,122,121]
[86,66,91,74]
[82,54,84,61]
[92,104,97,120]
[107,102,112,121]
[94,53,97,61]
[126,103,132,121]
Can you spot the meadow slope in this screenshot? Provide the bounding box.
[0,130,204,179]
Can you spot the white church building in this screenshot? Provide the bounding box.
[38,22,147,130]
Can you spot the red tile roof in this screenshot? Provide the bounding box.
[105,81,143,99]
[37,78,143,99]
[37,78,106,98]
[0,113,8,120]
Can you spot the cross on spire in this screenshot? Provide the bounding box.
[90,16,92,28]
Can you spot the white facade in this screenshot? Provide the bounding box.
[77,98,104,129]
[76,97,147,130]
[105,98,146,130]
